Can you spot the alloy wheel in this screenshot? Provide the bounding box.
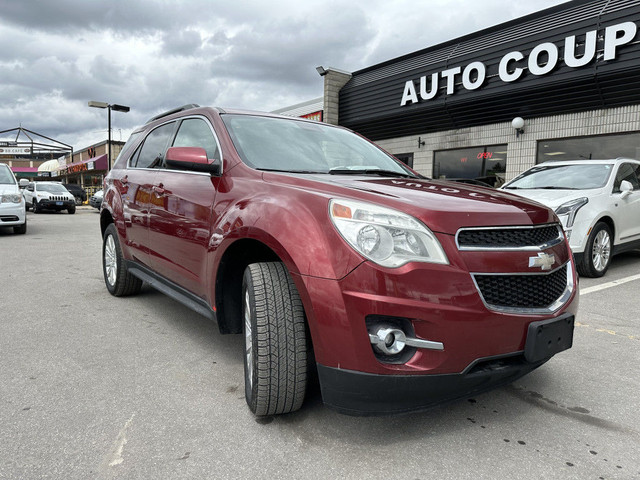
[104,234,118,287]
[592,229,611,272]
[244,289,253,390]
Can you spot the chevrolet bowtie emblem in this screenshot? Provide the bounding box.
[529,252,555,271]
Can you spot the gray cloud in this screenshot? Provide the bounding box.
[0,0,566,150]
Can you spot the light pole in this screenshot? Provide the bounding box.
[88,101,130,170]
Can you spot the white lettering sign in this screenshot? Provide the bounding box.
[400,21,638,106]
[0,147,31,155]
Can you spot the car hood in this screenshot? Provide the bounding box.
[500,188,598,210]
[0,184,19,195]
[265,173,557,235]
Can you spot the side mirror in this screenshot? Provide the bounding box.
[620,180,633,199]
[165,147,222,175]
[19,179,29,189]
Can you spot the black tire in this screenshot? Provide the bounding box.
[32,200,39,214]
[102,223,142,296]
[68,205,76,214]
[243,262,307,416]
[13,216,26,235]
[577,222,612,278]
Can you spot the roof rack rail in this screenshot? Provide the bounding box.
[146,104,201,124]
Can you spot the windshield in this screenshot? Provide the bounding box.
[0,166,16,184]
[505,163,613,190]
[37,183,68,193]
[221,114,414,176]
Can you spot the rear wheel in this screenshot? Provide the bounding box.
[243,262,308,416]
[577,222,612,278]
[102,223,142,296]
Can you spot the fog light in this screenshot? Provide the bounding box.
[369,325,407,355]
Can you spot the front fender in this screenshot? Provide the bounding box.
[100,187,129,252]
[210,191,364,280]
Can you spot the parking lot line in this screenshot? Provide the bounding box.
[580,273,640,296]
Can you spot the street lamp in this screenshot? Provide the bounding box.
[88,101,130,170]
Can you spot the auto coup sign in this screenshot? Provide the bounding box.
[400,21,638,106]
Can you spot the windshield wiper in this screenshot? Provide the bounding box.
[257,168,325,174]
[328,168,416,178]
[505,186,579,190]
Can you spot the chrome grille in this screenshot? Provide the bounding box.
[473,264,569,312]
[457,224,562,250]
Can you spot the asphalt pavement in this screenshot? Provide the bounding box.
[1,208,638,479]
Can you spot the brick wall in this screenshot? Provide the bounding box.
[323,69,352,126]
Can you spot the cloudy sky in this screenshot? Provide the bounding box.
[0,0,566,151]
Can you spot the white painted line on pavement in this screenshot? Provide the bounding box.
[580,273,640,296]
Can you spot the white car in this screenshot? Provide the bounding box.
[0,164,27,234]
[23,181,76,214]
[501,158,640,277]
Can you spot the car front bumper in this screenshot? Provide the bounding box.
[0,201,26,226]
[317,355,546,415]
[37,199,74,210]
[295,237,579,415]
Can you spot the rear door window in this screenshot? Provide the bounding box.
[132,122,176,169]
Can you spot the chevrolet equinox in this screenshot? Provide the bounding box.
[100,105,578,416]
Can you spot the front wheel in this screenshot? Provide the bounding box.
[102,224,142,296]
[13,217,26,234]
[32,200,39,213]
[577,222,612,278]
[243,262,308,416]
[68,205,76,214]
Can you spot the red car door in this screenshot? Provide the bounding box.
[148,117,222,297]
[120,121,177,267]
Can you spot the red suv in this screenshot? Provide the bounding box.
[101,105,578,416]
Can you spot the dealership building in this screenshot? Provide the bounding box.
[278,0,640,186]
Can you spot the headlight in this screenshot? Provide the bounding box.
[329,199,449,268]
[1,194,22,203]
[555,197,588,228]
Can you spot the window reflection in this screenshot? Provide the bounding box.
[433,145,507,187]
[537,133,640,163]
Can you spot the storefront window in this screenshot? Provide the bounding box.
[537,133,640,163]
[395,153,414,168]
[433,145,507,187]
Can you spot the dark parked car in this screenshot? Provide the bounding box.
[100,105,578,416]
[62,183,87,204]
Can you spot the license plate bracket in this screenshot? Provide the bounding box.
[524,314,574,363]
